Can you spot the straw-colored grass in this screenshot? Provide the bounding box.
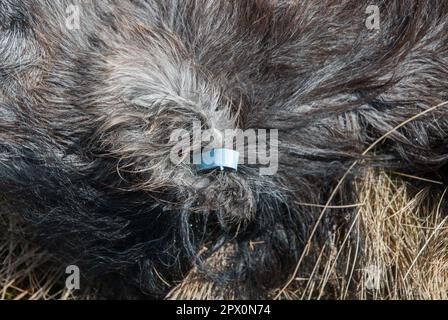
[277,170,448,300]
[0,207,94,300]
[1,169,447,299]
[356,171,447,299]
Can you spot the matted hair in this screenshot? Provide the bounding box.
[1,0,447,298]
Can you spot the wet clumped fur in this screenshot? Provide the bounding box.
[1,0,448,299]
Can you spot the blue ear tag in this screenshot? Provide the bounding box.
[194,148,239,172]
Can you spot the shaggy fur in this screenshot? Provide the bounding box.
[1,0,448,299]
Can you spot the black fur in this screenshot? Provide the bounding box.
[1,0,448,299]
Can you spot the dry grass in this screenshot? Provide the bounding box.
[0,208,93,300]
[1,169,447,300]
[278,170,448,300]
[355,171,448,299]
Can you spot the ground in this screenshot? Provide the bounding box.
[1,169,446,300]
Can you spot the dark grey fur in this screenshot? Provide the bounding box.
[1,0,448,298]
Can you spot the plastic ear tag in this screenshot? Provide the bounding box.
[194,148,239,172]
